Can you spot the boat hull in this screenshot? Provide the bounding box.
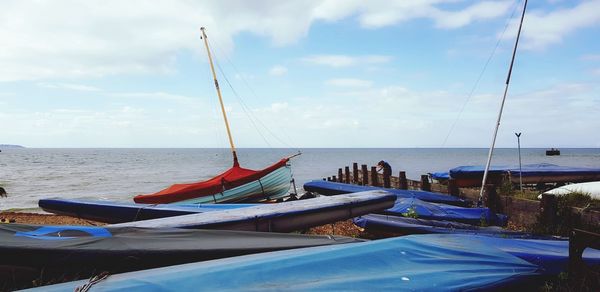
[111,191,397,232]
[0,224,361,290]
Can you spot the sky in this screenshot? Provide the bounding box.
[0,0,599,148]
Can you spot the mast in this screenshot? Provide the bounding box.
[200,27,239,167]
[479,0,528,203]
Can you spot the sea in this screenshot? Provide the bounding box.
[1,148,599,211]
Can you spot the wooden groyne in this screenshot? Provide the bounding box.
[325,162,599,232]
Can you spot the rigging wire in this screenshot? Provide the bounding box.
[441,0,521,147]
[207,37,297,149]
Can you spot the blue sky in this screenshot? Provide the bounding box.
[1,0,599,148]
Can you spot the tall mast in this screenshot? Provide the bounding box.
[200,27,239,166]
[479,0,528,203]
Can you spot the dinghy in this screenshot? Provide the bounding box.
[303,180,469,206]
[0,224,361,290]
[114,191,396,231]
[354,214,538,238]
[39,198,257,224]
[133,28,299,205]
[538,181,600,200]
[33,234,600,291]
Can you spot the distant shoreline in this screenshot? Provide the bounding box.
[0,144,25,149]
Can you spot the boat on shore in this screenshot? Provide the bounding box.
[303,180,470,206]
[114,191,396,232]
[441,163,600,188]
[133,28,299,205]
[31,234,600,291]
[0,224,361,290]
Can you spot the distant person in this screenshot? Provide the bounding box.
[377,160,392,188]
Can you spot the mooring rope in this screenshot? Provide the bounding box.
[75,271,110,292]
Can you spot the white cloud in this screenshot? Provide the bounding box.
[433,1,513,29]
[37,82,101,91]
[0,0,519,82]
[507,0,600,50]
[303,54,392,67]
[269,65,288,76]
[326,78,373,88]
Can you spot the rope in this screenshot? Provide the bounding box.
[75,271,110,292]
[209,38,297,149]
[441,0,521,147]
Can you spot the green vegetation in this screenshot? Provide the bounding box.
[402,206,419,219]
[532,192,600,237]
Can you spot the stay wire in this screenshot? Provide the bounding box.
[206,38,273,148]
[208,38,297,149]
[440,0,521,147]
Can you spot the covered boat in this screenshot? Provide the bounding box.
[115,191,396,231]
[134,28,299,204]
[0,224,361,290]
[39,198,257,224]
[379,197,507,226]
[33,234,600,291]
[133,158,294,204]
[303,180,469,206]
[447,163,600,188]
[354,214,539,238]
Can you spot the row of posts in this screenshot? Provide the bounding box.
[325,163,462,197]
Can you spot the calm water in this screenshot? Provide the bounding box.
[1,148,599,210]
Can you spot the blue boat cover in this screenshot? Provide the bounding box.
[303,180,469,206]
[355,214,537,238]
[430,172,450,180]
[39,198,257,224]
[449,163,600,178]
[381,198,507,226]
[31,234,552,291]
[110,191,396,231]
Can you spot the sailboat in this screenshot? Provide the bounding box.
[134,28,299,204]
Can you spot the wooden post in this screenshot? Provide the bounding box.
[420,175,431,191]
[352,163,359,184]
[361,164,368,186]
[448,178,459,197]
[398,171,408,190]
[370,166,379,187]
[540,194,558,227]
[345,166,350,184]
[338,168,343,183]
[383,171,391,188]
[483,184,499,215]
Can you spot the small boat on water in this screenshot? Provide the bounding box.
[133,28,299,205]
[303,180,469,206]
[30,234,600,291]
[0,224,361,290]
[545,148,560,156]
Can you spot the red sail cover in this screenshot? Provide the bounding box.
[134,158,289,204]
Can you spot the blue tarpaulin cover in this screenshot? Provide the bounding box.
[381,197,507,226]
[449,163,600,178]
[39,198,257,224]
[303,180,469,206]
[355,214,537,238]
[29,234,554,291]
